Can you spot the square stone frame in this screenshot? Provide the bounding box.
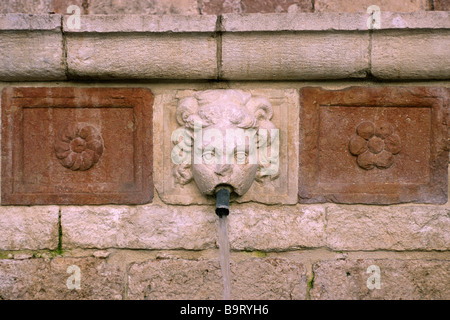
[154,89,299,205]
[1,87,154,205]
[299,86,449,205]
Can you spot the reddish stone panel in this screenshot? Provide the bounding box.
[299,87,448,204]
[434,0,450,11]
[1,87,153,205]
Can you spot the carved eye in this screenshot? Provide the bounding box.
[235,151,247,164]
[202,150,215,163]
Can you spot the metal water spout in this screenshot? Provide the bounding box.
[215,186,231,217]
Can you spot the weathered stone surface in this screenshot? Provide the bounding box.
[1,87,153,205]
[52,0,85,14]
[315,0,430,12]
[299,86,449,204]
[372,30,450,79]
[202,0,312,14]
[66,33,217,79]
[0,206,59,250]
[127,257,307,300]
[61,202,327,251]
[221,33,369,80]
[154,89,299,205]
[310,259,450,300]
[228,204,326,250]
[0,0,53,14]
[0,30,64,81]
[379,11,450,29]
[89,0,199,15]
[63,14,217,33]
[221,12,369,31]
[61,204,218,250]
[434,0,450,11]
[326,205,450,251]
[0,257,124,299]
[0,13,61,30]
[0,14,64,81]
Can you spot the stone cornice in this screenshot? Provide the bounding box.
[0,12,448,81]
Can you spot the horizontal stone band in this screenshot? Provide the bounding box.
[0,12,449,81]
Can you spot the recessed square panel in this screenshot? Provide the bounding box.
[1,87,153,205]
[299,87,448,204]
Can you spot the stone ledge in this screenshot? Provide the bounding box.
[0,13,61,31]
[62,14,217,33]
[222,12,450,31]
[0,12,448,80]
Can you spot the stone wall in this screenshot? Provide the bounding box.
[0,3,449,301]
[2,0,450,15]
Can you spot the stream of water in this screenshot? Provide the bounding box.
[218,215,231,300]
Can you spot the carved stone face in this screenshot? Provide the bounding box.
[174,89,279,199]
[191,122,258,196]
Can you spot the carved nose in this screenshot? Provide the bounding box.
[214,164,232,176]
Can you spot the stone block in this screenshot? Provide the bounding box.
[88,0,200,15]
[371,30,450,79]
[221,32,369,80]
[61,204,217,250]
[0,0,53,14]
[1,87,153,205]
[310,259,450,300]
[0,14,65,81]
[228,203,326,250]
[154,89,299,205]
[127,257,307,299]
[299,86,449,204]
[66,33,217,80]
[326,205,450,251]
[63,14,217,33]
[221,12,369,31]
[314,0,430,12]
[0,206,59,250]
[61,202,327,251]
[0,257,124,299]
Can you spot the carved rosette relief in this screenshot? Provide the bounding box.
[349,121,401,170]
[54,123,104,171]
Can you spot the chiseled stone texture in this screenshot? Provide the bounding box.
[61,203,326,251]
[127,257,307,300]
[372,30,450,79]
[61,202,450,252]
[326,205,450,251]
[221,32,369,80]
[310,259,450,300]
[314,0,430,12]
[202,0,312,14]
[434,0,450,11]
[0,206,59,250]
[0,14,65,81]
[61,205,218,250]
[0,257,124,300]
[0,0,52,14]
[66,33,217,79]
[89,0,200,15]
[228,204,326,251]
